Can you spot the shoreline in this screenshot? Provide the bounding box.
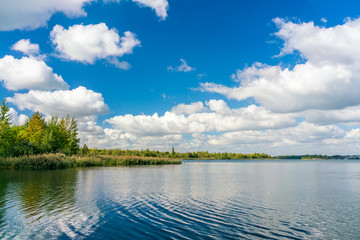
[0,154,182,170]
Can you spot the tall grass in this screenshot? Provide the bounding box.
[0,154,181,169]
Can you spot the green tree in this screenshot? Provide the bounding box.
[68,117,80,154]
[171,147,175,158]
[0,100,15,157]
[81,144,90,155]
[24,112,46,153]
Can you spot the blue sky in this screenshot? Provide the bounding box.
[1,0,360,155]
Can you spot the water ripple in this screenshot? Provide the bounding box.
[1,161,360,239]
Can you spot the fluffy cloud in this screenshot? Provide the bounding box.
[208,122,344,147]
[7,86,109,120]
[171,102,206,114]
[103,129,181,150]
[50,23,140,64]
[0,0,169,31]
[8,108,28,126]
[76,117,360,155]
[132,0,169,20]
[106,100,295,136]
[0,0,92,31]
[200,18,360,113]
[0,55,68,91]
[203,122,350,155]
[303,105,360,125]
[11,39,40,56]
[273,17,360,64]
[168,59,195,72]
[74,17,360,155]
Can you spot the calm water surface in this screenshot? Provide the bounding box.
[0,160,359,239]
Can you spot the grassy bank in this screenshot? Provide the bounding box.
[0,154,182,169]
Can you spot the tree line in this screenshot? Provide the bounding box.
[81,148,271,159]
[0,100,80,157]
[1,99,271,159]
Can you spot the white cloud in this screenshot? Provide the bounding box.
[304,105,360,125]
[168,59,195,72]
[171,102,207,115]
[50,23,140,64]
[132,0,169,20]
[106,100,295,136]
[202,122,350,155]
[0,0,93,31]
[7,86,109,120]
[103,129,181,150]
[11,39,40,56]
[324,129,360,145]
[69,17,360,155]
[200,18,360,113]
[0,0,169,31]
[8,108,28,126]
[104,0,169,20]
[273,17,360,63]
[76,116,360,155]
[0,55,69,91]
[107,58,131,70]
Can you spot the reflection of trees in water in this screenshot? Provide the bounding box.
[0,169,102,239]
[0,170,11,229]
[17,169,77,218]
[0,169,81,239]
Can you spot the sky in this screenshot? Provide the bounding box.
[1,0,360,155]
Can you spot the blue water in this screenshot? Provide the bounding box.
[0,160,360,239]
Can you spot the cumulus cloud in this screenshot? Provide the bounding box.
[0,0,92,31]
[205,122,348,155]
[7,86,109,120]
[324,129,360,145]
[106,100,295,136]
[171,102,207,115]
[50,23,140,64]
[76,116,360,155]
[208,122,344,147]
[0,55,69,91]
[103,129,181,150]
[8,108,28,126]
[72,17,360,155]
[0,0,169,31]
[200,18,360,113]
[11,39,40,56]
[303,105,360,125]
[168,59,195,72]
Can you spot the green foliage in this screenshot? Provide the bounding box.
[80,144,90,155]
[0,99,80,157]
[0,154,70,169]
[24,112,47,152]
[0,100,15,157]
[171,146,175,158]
[0,100,12,124]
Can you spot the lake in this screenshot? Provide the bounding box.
[0,160,359,239]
